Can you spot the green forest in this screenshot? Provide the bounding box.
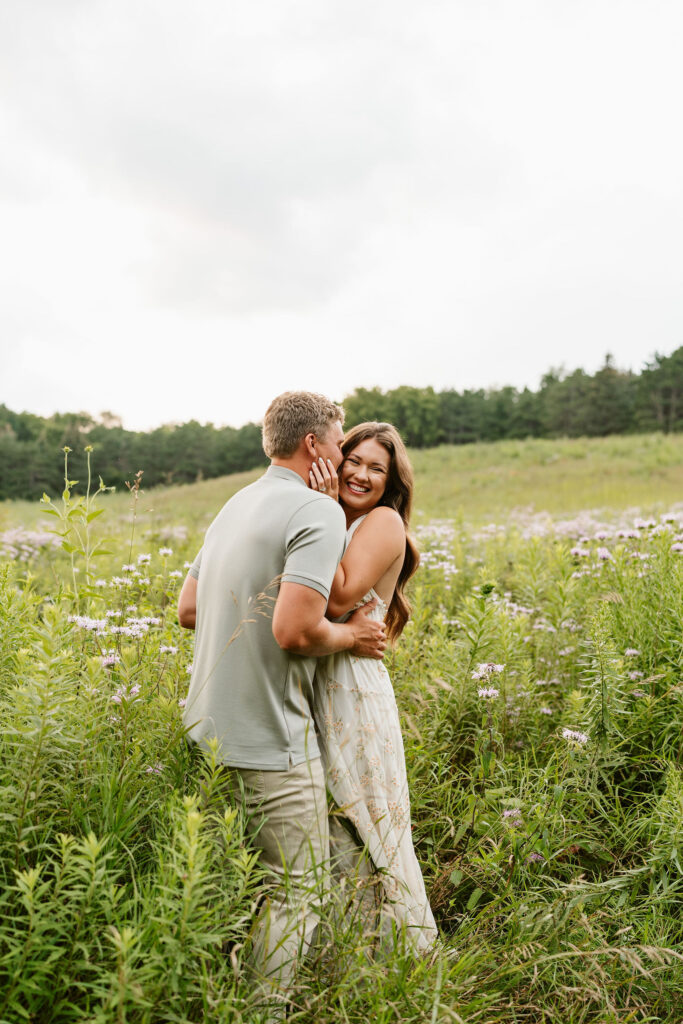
[3,348,683,500]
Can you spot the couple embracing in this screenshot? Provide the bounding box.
[178,390,436,1005]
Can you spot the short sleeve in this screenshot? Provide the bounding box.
[188,547,203,580]
[281,498,346,599]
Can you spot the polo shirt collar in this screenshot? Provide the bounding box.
[265,465,308,487]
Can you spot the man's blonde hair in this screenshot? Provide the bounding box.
[262,391,345,458]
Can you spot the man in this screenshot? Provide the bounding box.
[177,391,386,1006]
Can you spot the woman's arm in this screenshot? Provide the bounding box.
[327,506,405,618]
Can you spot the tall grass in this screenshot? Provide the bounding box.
[2,438,683,1021]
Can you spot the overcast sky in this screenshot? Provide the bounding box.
[1,0,682,430]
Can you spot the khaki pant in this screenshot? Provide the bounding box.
[228,756,329,1009]
[229,757,386,1019]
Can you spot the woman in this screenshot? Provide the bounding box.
[309,421,437,954]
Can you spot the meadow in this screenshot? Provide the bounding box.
[1,434,683,1022]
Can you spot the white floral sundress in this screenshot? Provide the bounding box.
[313,516,437,954]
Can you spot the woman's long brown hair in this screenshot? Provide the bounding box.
[341,422,419,642]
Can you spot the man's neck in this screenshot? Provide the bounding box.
[270,456,309,484]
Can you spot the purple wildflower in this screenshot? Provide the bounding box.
[562,728,589,745]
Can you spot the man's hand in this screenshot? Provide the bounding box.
[308,457,339,503]
[273,583,386,659]
[347,600,387,660]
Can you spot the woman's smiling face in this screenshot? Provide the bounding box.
[339,437,391,516]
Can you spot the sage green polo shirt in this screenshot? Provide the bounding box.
[183,465,346,769]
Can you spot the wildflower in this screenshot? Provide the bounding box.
[671,542,683,553]
[539,707,553,715]
[160,645,178,655]
[111,683,141,704]
[526,852,544,864]
[178,697,187,709]
[101,651,121,667]
[110,625,135,637]
[110,576,133,587]
[502,809,523,827]
[472,662,505,680]
[478,686,500,699]
[629,670,643,680]
[570,546,590,558]
[122,564,135,572]
[624,648,640,657]
[137,553,151,564]
[187,662,193,674]
[183,561,192,569]
[159,547,173,556]
[169,570,183,578]
[68,614,107,632]
[597,547,612,561]
[95,579,107,587]
[562,728,589,745]
[145,763,164,775]
[632,690,647,698]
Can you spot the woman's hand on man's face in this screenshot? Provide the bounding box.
[309,457,339,502]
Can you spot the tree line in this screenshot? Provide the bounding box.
[2,348,683,500]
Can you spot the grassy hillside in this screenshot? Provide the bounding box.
[4,433,683,539]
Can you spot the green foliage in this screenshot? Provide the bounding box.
[2,446,683,1019]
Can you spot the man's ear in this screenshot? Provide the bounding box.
[304,432,317,458]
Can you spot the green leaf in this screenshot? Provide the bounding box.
[452,820,470,846]
[466,887,483,911]
[61,541,75,554]
[62,489,70,501]
[449,868,463,887]
[87,509,105,522]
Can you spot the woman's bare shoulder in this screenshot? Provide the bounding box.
[365,505,404,527]
[355,506,405,543]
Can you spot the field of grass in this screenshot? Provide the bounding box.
[4,433,683,539]
[2,434,683,1022]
